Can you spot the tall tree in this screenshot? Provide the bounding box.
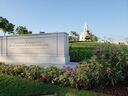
[15,26,32,35]
[0,16,15,35]
[71,31,79,37]
[85,35,91,41]
[70,31,79,41]
[91,35,98,42]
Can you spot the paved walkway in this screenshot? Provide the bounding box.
[41,62,78,68]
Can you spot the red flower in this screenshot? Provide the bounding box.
[80,90,83,92]
[88,90,92,92]
[38,76,46,81]
[82,84,88,88]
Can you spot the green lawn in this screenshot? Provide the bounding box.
[0,74,107,96]
[69,42,99,48]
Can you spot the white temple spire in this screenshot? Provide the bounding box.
[79,23,90,41]
[84,23,88,32]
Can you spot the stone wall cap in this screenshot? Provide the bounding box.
[0,32,69,37]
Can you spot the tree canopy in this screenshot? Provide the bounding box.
[69,31,79,41]
[0,16,15,35]
[85,34,98,42]
[70,31,79,37]
[15,26,32,35]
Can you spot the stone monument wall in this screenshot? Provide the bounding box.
[0,32,69,66]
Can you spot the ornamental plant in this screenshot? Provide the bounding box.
[23,65,44,80]
[77,43,128,87]
[0,43,127,89]
[0,63,44,80]
[94,43,128,86]
[76,57,103,88]
[59,66,76,87]
[41,66,63,84]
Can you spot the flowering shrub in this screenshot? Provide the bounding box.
[59,66,77,87]
[19,65,44,80]
[0,64,44,80]
[37,66,75,88]
[40,66,62,84]
[0,43,127,89]
[78,43,128,87]
[96,43,128,85]
[40,66,80,88]
[63,66,76,76]
[76,57,103,88]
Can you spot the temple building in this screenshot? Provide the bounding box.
[79,24,91,41]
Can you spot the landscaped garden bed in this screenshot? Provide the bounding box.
[94,83,128,96]
[0,74,106,96]
[0,42,128,96]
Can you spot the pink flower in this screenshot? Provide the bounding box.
[106,67,112,73]
[96,48,100,52]
[63,66,76,76]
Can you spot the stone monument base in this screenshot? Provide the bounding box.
[0,56,70,66]
[0,33,70,66]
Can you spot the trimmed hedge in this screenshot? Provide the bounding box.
[69,42,98,62]
[69,47,94,62]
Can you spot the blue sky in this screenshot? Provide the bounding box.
[0,0,128,40]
